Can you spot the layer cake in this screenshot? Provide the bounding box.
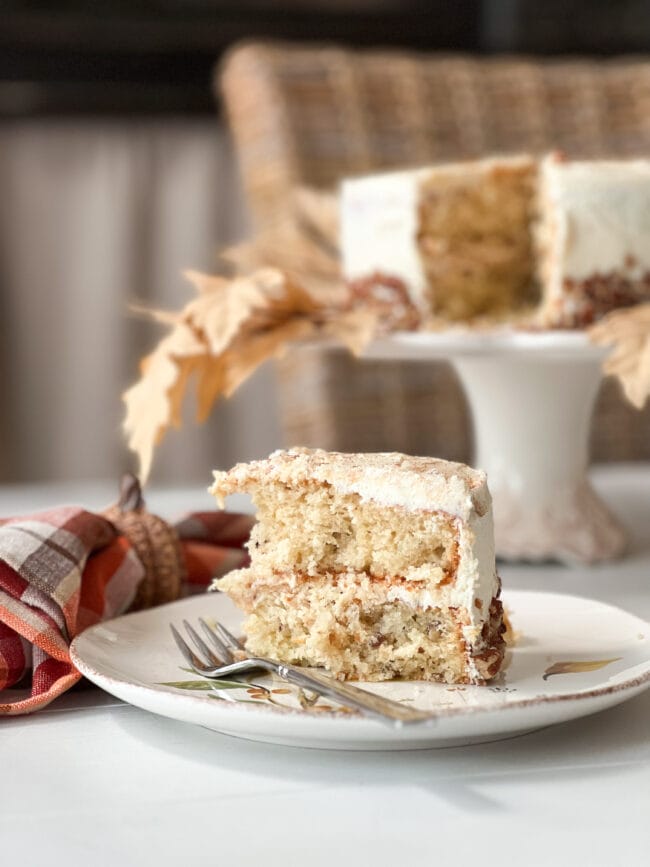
[209,448,505,684]
[341,152,650,327]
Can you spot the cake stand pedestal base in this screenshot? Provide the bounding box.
[363,332,626,565]
[453,353,625,564]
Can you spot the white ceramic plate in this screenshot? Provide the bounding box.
[70,590,650,750]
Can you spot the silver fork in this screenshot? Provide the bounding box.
[170,618,436,727]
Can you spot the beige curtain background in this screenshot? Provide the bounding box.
[0,118,282,485]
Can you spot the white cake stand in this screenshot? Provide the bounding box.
[361,330,626,565]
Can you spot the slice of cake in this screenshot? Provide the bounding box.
[209,448,505,684]
[341,155,537,320]
[536,152,650,327]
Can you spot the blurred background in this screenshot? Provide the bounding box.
[3,0,650,487]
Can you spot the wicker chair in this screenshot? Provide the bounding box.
[219,42,650,462]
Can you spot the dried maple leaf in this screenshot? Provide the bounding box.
[194,356,228,423]
[124,269,330,480]
[123,322,208,482]
[221,319,318,397]
[123,212,420,479]
[184,267,320,351]
[589,304,650,409]
[221,187,342,301]
[322,309,382,356]
[292,186,339,255]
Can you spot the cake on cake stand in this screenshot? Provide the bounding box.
[362,330,626,565]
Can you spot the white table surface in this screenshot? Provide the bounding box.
[1,467,649,866]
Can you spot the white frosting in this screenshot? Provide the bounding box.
[385,508,497,648]
[541,155,650,291]
[340,168,430,304]
[333,465,480,523]
[211,448,489,524]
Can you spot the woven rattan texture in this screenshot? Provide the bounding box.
[220,43,650,461]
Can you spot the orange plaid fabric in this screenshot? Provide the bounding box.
[0,507,253,715]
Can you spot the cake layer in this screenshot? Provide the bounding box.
[238,481,461,584]
[417,156,536,319]
[216,568,505,684]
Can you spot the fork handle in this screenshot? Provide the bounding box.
[273,663,434,726]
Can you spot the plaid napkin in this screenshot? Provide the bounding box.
[0,499,254,716]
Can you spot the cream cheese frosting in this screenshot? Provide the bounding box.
[341,168,430,304]
[540,154,650,283]
[210,447,490,520]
